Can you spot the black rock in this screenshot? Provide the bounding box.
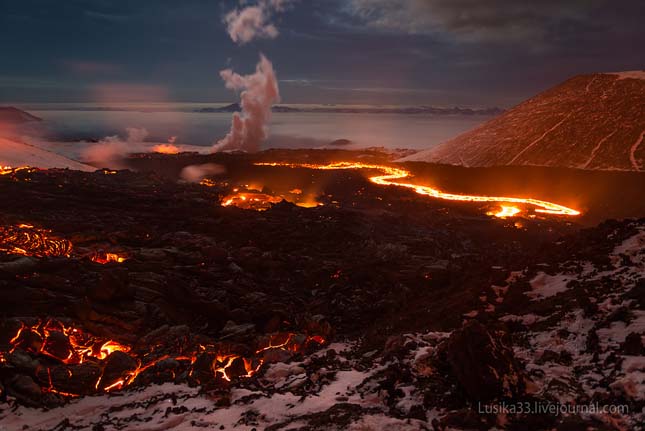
[620,332,644,355]
[440,321,526,402]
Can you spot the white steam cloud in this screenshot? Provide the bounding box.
[215,1,289,153]
[81,127,149,168]
[180,163,226,183]
[213,55,280,153]
[225,0,294,44]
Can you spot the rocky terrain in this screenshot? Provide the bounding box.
[402,71,645,171]
[0,151,643,430]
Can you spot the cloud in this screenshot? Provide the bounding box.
[224,0,295,44]
[344,0,604,43]
[180,163,226,182]
[213,54,280,153]
[81,127,148,168]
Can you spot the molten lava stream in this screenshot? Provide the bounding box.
[91,252,127,264]
[254,162,580,217]
[0,224,73,257]
[4,318,326,397]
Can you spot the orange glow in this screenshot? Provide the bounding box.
[1,166,34,176]
[491,205,521,218]
[255,162,581,216]
[5,319,326,397]
[0,224,73,257]
[91,252,127,264]
[221,192,283,210]
[295,201,323,208]
[152,144,180,154]
[200,178,217,187]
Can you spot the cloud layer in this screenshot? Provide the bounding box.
[346,0,602,42]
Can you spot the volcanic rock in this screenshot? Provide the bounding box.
[620,332,644,355]
[0,257,38,275]
[440,321,526,402]
[5,375,42,407]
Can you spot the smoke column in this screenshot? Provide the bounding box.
[213,55,280,153]
[214,0,293,153]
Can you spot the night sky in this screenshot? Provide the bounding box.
[1,0,643,106]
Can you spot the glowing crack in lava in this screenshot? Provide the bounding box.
[0,224,73,257]
[3,319,326,397]
[0,224,129,263]
[91,252,128,264]
[254,162,581,217]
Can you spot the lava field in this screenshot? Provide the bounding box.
[0,150,643,430]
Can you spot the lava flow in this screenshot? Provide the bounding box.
[0,224,73,257]
[255,162,581,217]
[221,192,284,211]
[2,319,326,398]
[90,252,128,264]
[492,205,522,218]
[152,144,180,154]
[1,166,36,177]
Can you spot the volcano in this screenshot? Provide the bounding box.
[401,71,645,171]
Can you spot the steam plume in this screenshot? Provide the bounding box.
[81,127,149,168]
[213,54,280,153]
[180,163,226,183]
[215,1,290,153]
[225,0,294,44]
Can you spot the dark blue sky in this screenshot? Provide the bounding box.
[1,0,643,106]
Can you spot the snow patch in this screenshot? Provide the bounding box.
[526,272,574,300]
[608,70,645,81]
[0,137,94,171]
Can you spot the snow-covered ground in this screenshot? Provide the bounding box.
[609,70,645,81]
[0,137,94,171]
[0,342,430,430]
[1,221,642,430]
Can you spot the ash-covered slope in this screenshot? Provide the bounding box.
[401,71,645,171]
[0,137,94,171]
[0,107,42,124]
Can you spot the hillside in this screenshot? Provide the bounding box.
[400,71,645,171]
[0,137,94,171]
[0,107,42,124]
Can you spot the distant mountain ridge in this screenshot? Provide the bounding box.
[400,71,645,171]
[0,107,42,124]
[195,103,503,116]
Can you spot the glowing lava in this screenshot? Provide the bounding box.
[255,162,581,217]
[3,319,326,397]
[152,144,180,154]
[1,166,36,176]
[91,252,128,264]
[0,224,73,257]
[492,205,522,218]
[221,192,283,210]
